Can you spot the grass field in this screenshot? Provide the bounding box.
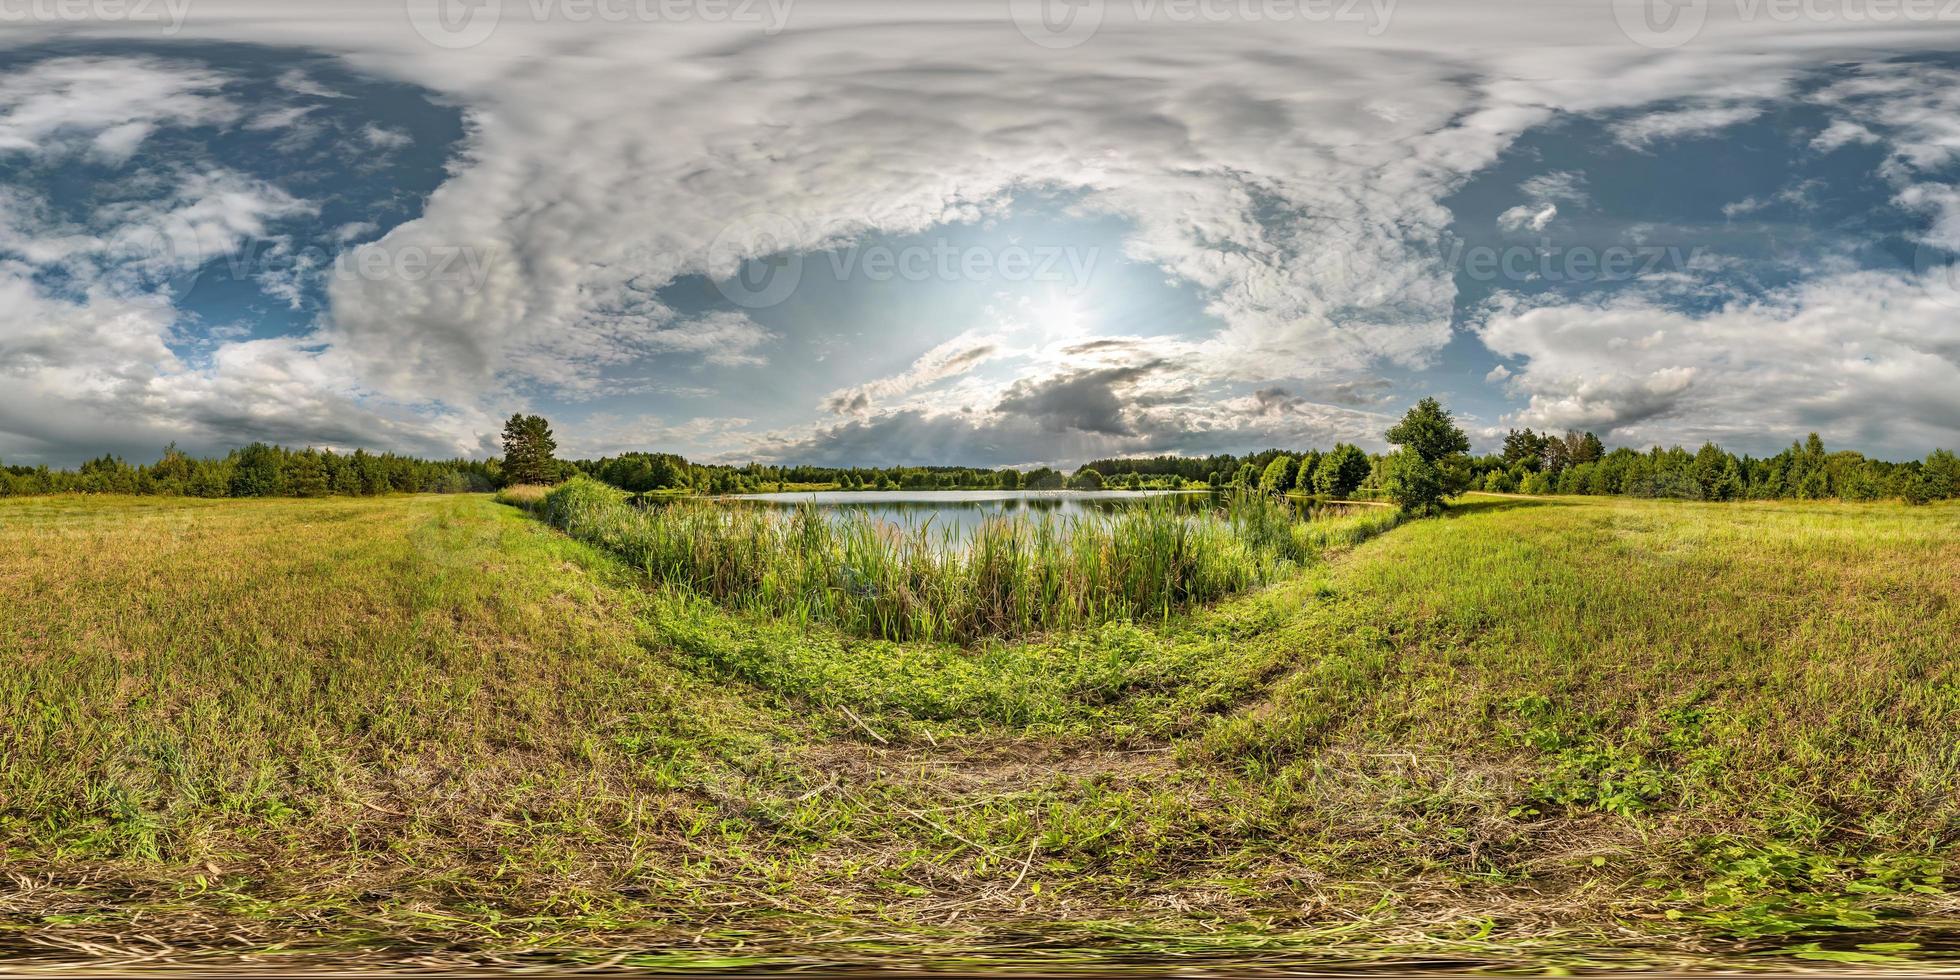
[2,492,1958,972]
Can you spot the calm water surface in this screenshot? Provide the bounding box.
[724,489,1211,541]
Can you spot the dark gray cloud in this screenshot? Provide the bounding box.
[1323,377,1396,407]
[754,410,1119,468]
[994,361,1167,436]
[1249,387,1305,415]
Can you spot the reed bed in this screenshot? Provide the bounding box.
[494,483,551,510]
[534,477,1399,643]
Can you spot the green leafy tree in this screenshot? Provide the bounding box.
[1070,467,1105,490]
[1382,449,1447,515]
[1691,442,1729,497]
[229,443,287,497]
[1711,455,1744,501]
[1924,449,1957,499]
[1386,397,1471,464]
[1797,466,1829,500]
[1258,454,1295,495]
[1383,398,1471,515]
[1313,443,1370,498]
[1903,467,1939,505]
[1292,451,1318,493]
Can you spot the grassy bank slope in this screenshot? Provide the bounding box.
[1,493,1957,971]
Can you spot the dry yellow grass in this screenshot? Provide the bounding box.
[2,492,1957,971]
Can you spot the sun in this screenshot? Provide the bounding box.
[1033,293,1088,344]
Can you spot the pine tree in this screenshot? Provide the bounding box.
[1711,455,1744,501]
[1502,428,1544,470]
[500,414,559,486]
[289,451,330,498]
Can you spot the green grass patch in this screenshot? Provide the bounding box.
[4,492,1959,970]
[534,476,1398,644]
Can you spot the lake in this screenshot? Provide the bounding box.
[723,489,1212,541]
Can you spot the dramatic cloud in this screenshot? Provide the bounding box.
[1477,272,1960,457]
[995,361,1170,436]
[1,2,1958,465]
[824,332,1002,415]
[0,56,238,161]
[756,391,1392,468]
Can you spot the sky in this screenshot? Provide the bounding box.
[2,0,1959,469]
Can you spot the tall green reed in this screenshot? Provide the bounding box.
[534,478,1398,643]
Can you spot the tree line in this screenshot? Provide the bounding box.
[574,454,1104,495]
[0,443,496,498]
[1471,428,1958,505]
[1084,412,1957,509]
[6,406,1955,508]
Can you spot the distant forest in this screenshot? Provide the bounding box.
[5,425,1957,504]
[0,444,496,498]
[578,428,1958,504]
[1076,430,1960,505]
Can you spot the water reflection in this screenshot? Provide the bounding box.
[716,490,1207,542]
[617,489,1381,544]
